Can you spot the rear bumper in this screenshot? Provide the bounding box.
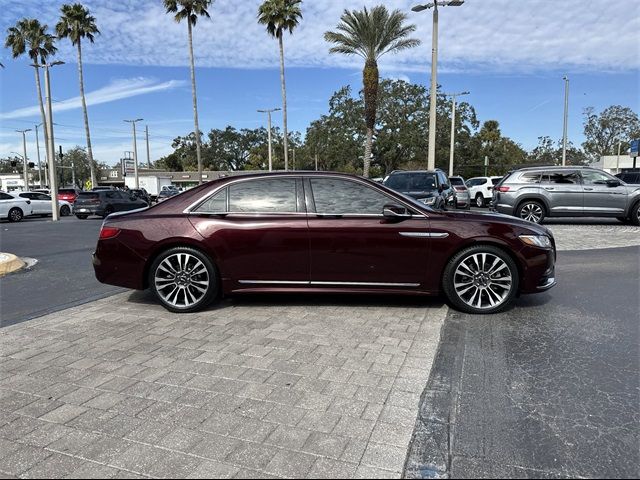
[75,206,104,216]
[93,238,146,290]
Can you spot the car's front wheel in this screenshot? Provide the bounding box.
[631,202,640,226]
[442,245,519,314]
[149,247,219,313]
[517,200,545,224]
[8,207,23,222]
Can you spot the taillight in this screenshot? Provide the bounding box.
[99,226,120,240]
[496,186,510,192]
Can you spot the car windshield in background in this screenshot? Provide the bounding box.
[491,178,502,185]
[385,173,436,191]
[59,189,76,194]
[450,177,464,186]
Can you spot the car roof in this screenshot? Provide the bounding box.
[512,165,596,172]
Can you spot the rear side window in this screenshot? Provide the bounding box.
[466,178,485,187]
[195,188,227,213]
[519,172,541,183]
[542,171,579,184]
[229,178,297,213]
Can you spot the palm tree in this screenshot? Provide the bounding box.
[163,0,212,185]
[258,0,302,171]
[5,19,57,174]
[56,3,100,188]
[325,6,419,178]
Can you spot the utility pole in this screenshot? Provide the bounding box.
[616,141,621,174]
[145,125,151,168]
[484,155,489,177]
[16,129,31,191]
[315,150,319,171]
[292,148,296,170]
[42,61,64,220]
[124,118,143,189]
[444,91,470,176]
[562,75,569,166]
[258,108,281,171]
[34,124,44,188]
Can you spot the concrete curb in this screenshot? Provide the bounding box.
[0,252,26,276]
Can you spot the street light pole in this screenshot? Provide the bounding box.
[145,125,151,169]
[124,118,143,188]
[412,1,464,171]
[444,91,469,176]
[258,108,281,172]
[36,123,49,187]
[16,129,31,191]
[43,61,64,220]
[33,124,43,188]
[562,75,569,166]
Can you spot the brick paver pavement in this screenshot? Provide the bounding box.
[0,295,447,479]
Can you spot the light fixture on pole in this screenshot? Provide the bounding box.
[443,91,469,176]
[15,129,32,191]
[33,60,64,220]
[412,0,465,171]
[124,118,144,189]
[562,75,569,166]
[257,108,281,172]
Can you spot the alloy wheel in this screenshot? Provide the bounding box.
[453,252,513,310]
[154,253,211,309]
[9,208,23,222]
[520,203,543,223]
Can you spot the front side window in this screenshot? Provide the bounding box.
[311,178,393,215]
[229,178,298,213]
[581,170,614,185]
[0,193,13,200]
[542,171,579,184]
[437,172,449,187]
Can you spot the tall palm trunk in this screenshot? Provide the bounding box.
[77,39,96,188]
[187,21,203,184]
[362,58,379,178]
[278,34,289,171]
[34,67,49,181]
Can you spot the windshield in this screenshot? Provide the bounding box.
[450,177,464,186]
[385,173,436,191]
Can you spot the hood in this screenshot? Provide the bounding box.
[440,208,552,236]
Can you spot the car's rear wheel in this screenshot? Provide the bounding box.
[8,207,23,222]
[149,247,219,313]
[517,200,545,224]
[443,245,519,314]
[60,205,71,217]
[475,194,485,208]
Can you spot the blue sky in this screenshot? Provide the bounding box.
[1,0,639,166]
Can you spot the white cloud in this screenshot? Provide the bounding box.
[1,0,637,73]
[0,77,187,120]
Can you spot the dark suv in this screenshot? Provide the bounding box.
[615,170,640,185]
[74,190,148,219]
[491,166,640,225]
[383,169,455,209]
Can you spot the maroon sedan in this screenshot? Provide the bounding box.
[93,172,556,314]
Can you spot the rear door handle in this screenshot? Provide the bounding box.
[544,187,555,190]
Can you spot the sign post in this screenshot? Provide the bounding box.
[630,139,639,169]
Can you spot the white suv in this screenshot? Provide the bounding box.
[0,191,33,222]
[466,176,503,207]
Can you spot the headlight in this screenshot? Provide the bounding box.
[420,197,436,205]
[519,235,552,249]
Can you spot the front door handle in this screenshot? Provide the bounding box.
[584,187,594,191]
[544,187,555,191]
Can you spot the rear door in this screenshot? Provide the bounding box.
[541,170,583,215]
[580,170,627,216]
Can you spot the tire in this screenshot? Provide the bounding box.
[60,205,71,217]
[103,205,114,218]
[149,246,219,313]
[8,207,23,222]
[517,200,545,224]
[475,194,485,208]
[76,214,88,220]
[442,245,519,314]
[630,202,640,226]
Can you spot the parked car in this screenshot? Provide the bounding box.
[466,176,503,207]
[491,166,640,225]
[156,189,180,203]
[58,187,81,204]
[18,192,72,217]
[130,188,151,205]
[93,172,557,315]
[74,190,148,219]
[449,176,471,209]
[91,186,118,191]
[383,169,456,209]
[615,170,640,185]
[0,191,33,222]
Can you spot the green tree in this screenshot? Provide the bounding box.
[582,105,640,160]
[56,3,100,188]
[58,146,100,187]
[257,0,303,172]
[163,0,213,184]
[325,6,419,177]
[5,18,57,168]
[529,136,589,166]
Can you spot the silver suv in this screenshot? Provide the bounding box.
[491,166,640,225]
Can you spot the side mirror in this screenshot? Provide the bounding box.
[383,204,412,220]
[606,179,621,187]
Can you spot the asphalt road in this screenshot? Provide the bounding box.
[0,215,124,327]
[406,245,640,478]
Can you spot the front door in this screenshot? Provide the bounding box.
[189,176,309,288]
[541,170,583,215]
[306,176,431,288]
[580,169,628,216]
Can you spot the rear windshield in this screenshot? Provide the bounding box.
[491,177,502,185]
[449,177,464,186]
[59,189,77,194]
[77,192,99,199]
[385,173,436,191]
[494,173,513,188]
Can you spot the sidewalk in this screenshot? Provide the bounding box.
[0,293,446,479]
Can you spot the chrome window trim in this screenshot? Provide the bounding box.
[238,280,420,287]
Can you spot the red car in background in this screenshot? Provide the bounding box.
[58,188,81,204]
[93,172,557,315]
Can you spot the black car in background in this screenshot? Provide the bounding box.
[615,170,640,184]
[383,169,456,209]
[130,188,151,205]
[74,190,148,219]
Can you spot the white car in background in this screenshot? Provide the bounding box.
[0,191,33,222]
[466,176,503,207]
[18,192,73,217]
